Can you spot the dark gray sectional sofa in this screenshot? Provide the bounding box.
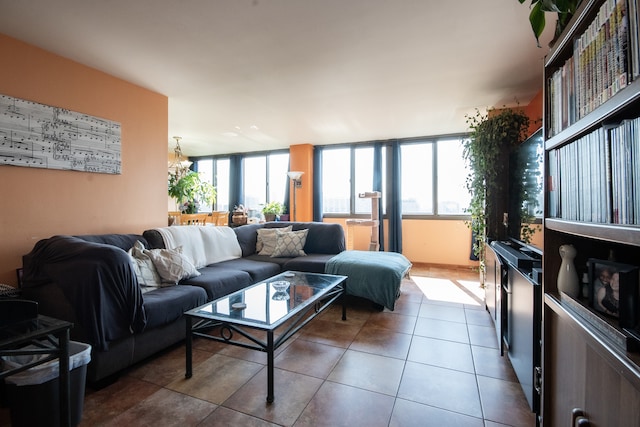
[21,221,345,384]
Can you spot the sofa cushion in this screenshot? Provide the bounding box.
[142,229,165,249]
[233,223,264,257]
[142,285,207,329]
[263,222,346,254]
[244,254,290,268]
[271,229,308,257]
[283,254,338,274]
[179,267,253,300]
[212,258,282,282]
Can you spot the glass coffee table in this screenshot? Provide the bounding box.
[184,270,347,403]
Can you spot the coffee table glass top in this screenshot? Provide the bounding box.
[186,271,346,329]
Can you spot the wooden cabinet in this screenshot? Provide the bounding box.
[485,242,506,354]
[544,296,640,426]
[542,0,640,425]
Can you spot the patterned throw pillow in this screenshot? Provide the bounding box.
[257,226,292,255]
[271,229,308,257]
[128,240,162,290]
[145,246,200,285]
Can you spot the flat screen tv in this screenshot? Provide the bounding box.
[507,128,544,251]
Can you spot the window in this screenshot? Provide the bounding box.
[401,143,434,214]
[214,158,230,211]
[322,148,351,214]
[400,138,471,216]
[354,147,375,214]
[437,139,471,215]
[321,145,385,216]
[194,152,288,214]
[195,159,213,212]
[194,158,230,212]
[244,156,267,211]
[267,153,289,208]
[243,152,290,213]
[320,135,469,218]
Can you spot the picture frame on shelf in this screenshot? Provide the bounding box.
[588,258,640,329]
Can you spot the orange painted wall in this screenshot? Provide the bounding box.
[288,144,314,221]
[0,34,168,286]
[524,90,544,136]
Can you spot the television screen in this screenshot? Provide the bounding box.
[507,128,544,249]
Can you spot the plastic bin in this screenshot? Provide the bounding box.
[1,341,91,427]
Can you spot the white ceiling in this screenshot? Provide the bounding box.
[0,0,553,157]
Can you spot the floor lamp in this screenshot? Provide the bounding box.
[287,171,303,221]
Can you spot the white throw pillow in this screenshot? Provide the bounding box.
[257,226,292,255]
[271,229,308,257]
[145,246,200,285]
[128,240,162,289]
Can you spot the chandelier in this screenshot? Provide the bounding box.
[168,136,192,178]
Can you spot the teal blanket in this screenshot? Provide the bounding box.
[325,250,412,311]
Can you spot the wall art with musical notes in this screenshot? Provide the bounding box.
[0,93,121,174]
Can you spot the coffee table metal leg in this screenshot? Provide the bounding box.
[342,282,347,321]
[185,316,192,379]
[266,330,274,403]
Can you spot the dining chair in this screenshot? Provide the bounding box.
[168,211,182,226]
[180,213,209,225]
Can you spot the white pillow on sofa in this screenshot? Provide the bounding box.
[257,226,292,255]
[271,229,308,257]
[145,246,200,285]
[128,240,162,289]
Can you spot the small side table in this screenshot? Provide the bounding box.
[0,315,73,427]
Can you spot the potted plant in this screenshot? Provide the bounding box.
[517,0,582,47]
[279,206,290,222]
[168,171,216,214]
[462,107,530,275]
[261,201,284,222]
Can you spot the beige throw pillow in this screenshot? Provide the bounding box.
[271,229,308,257]
[145,246,200,285]
[257,226,292,255]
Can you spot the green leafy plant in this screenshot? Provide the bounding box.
[462,107,531,271]
[261,201,284,216]
[168,171,216,214]
[518,0,582,47]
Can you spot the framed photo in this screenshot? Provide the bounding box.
[588,258,640,329]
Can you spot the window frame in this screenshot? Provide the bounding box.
[320,133,471,220]
[192,149,290,213]
[321,143,380,218]
[193,156,231,211]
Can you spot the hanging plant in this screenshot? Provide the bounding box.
[462,107,531,268]
[168,171,216,214]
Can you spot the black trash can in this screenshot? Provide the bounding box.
[2,341,91,427]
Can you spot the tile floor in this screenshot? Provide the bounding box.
[1,266,537,426]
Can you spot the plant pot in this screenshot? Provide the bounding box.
[279,214,289,222]
[232,213,247,225]
[264,214,276,222]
